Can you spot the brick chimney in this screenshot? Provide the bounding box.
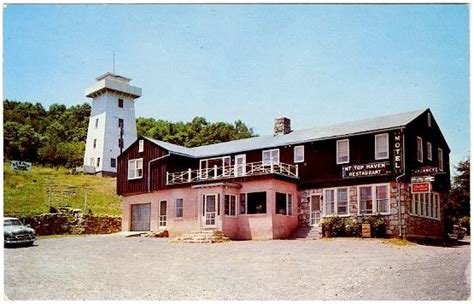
[274,117,291,135]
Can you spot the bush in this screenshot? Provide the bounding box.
[322,216,387,238]
[49,206,58,213]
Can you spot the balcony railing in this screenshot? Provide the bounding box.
[166,161,299,185]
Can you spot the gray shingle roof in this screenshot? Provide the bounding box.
[146,108,427,158]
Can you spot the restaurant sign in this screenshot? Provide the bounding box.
[342,161,390,179]
[412,166,438,176]
[412,182,431,193]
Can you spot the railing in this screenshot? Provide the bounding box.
[166,161,299,185]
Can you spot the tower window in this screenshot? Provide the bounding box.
[95,118,99,128]
[93,139,97,149]
[118,98,124,108]
[96,157,101,167]
[119,138,124,148]
[111,158,116,168]
[118,118,124,128]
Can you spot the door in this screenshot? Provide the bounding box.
[234,154,246,177]
[202,194,218,227]
[159,200,167,228]
[310,195,321,226]
[131,203,151,231]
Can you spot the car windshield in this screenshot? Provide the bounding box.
[4,219,23,226]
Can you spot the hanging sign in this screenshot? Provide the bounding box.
[412,182,431,193]
[342,162,390,179]
[411,176,435,183]
[412,166,438,176]
[393,131,403,174]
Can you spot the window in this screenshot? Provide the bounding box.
[417,137,423,162]
[89,157,94,166]
[438,148,444,171]
[241,192,267,214]
[175,198,183,218]
[119,138,124,149]
[159,200,167,227]
[96,157,101,167]
[359,184,390,215]
[427,142,433,161]
[427,112,432,127]
[128,158,143,179]
[118,118,124,128]
[323,188,348,216]
[359,186,373,214]
[93,139,97,149]
[294,145,304,163]
[224,195,236,216]
[375,133,389,160]
[411,192,440,220]
[110,158,116,168]
[262,149,279,166]
[336,139,349,164]
[118,98,124,108]
[95,118,99,128]
[199,156,231,179]
[276,192,292,215]
[138,140,144,153]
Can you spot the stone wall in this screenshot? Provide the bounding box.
[19,208,121,236]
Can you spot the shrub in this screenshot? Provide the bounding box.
[363,216,387,238]
[345,217,362,237]
[322,216,387,238]
[322,216,345,237]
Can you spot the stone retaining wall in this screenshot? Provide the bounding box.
[19,210,121,236]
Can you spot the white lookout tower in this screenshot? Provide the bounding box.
[83,72,142,176]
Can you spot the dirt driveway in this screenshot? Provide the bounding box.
[4,235,470,300]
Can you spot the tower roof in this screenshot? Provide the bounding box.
[85,72,142,99]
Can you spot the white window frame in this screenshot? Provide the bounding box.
[128,158,143,180]
[438,148,444,171]
[175,198,184,218]
[374,133,389,160]
[138,140,144,153]
[262,148,280,166]
[427,142,433,161]
[357,183,390,216]
[417,137,423,163]
[323,187,349,217]
[336,139,349,164]
[410,192,440,220]
[427,112,432,127]
[294,145,304,163]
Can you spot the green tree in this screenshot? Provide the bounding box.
[449,158,470,217]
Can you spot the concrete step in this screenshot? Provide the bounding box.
[172,230,231,244]
[293,226,322,239]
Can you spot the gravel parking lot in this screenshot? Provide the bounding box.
[4,234,470,300]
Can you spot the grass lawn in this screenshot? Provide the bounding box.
[4,161,121,217]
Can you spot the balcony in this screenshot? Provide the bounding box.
[166,161,299,186]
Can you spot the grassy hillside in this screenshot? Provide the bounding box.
[4,162,121,217]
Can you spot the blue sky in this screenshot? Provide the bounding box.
[3,4,469,169]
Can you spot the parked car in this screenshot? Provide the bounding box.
[4,217,36,246]
[448,224,467,240]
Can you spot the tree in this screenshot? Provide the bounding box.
[449,158,470,217]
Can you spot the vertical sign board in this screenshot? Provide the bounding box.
[362,224,371,238]
[393,131,403,174]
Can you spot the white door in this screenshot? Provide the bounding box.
[310,195,322,226]
[159,200,167,228]
[234,154,246,177]
[203,194,218,227]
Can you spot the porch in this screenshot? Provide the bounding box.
[166,161,299,186]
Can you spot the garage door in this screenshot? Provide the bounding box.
[131,203,151,231]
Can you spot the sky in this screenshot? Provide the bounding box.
[3,4,470,170]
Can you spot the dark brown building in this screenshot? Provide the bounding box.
[117,109,450,240]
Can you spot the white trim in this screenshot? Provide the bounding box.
[138,140,144,153]
[203,193,219,227]
[417,136,423,163]
[262,148,280,166]
[159,200,167,228]
[374,133,389,160]
[336,139,349,164]
[294,145,305,163]
[357,183,391,216]
[438,148,444,171]
[309,194,322,226]
[427,142,433,161]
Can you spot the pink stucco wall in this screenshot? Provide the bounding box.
[121,177,299,240]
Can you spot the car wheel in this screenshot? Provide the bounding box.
[27,241,34,246]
